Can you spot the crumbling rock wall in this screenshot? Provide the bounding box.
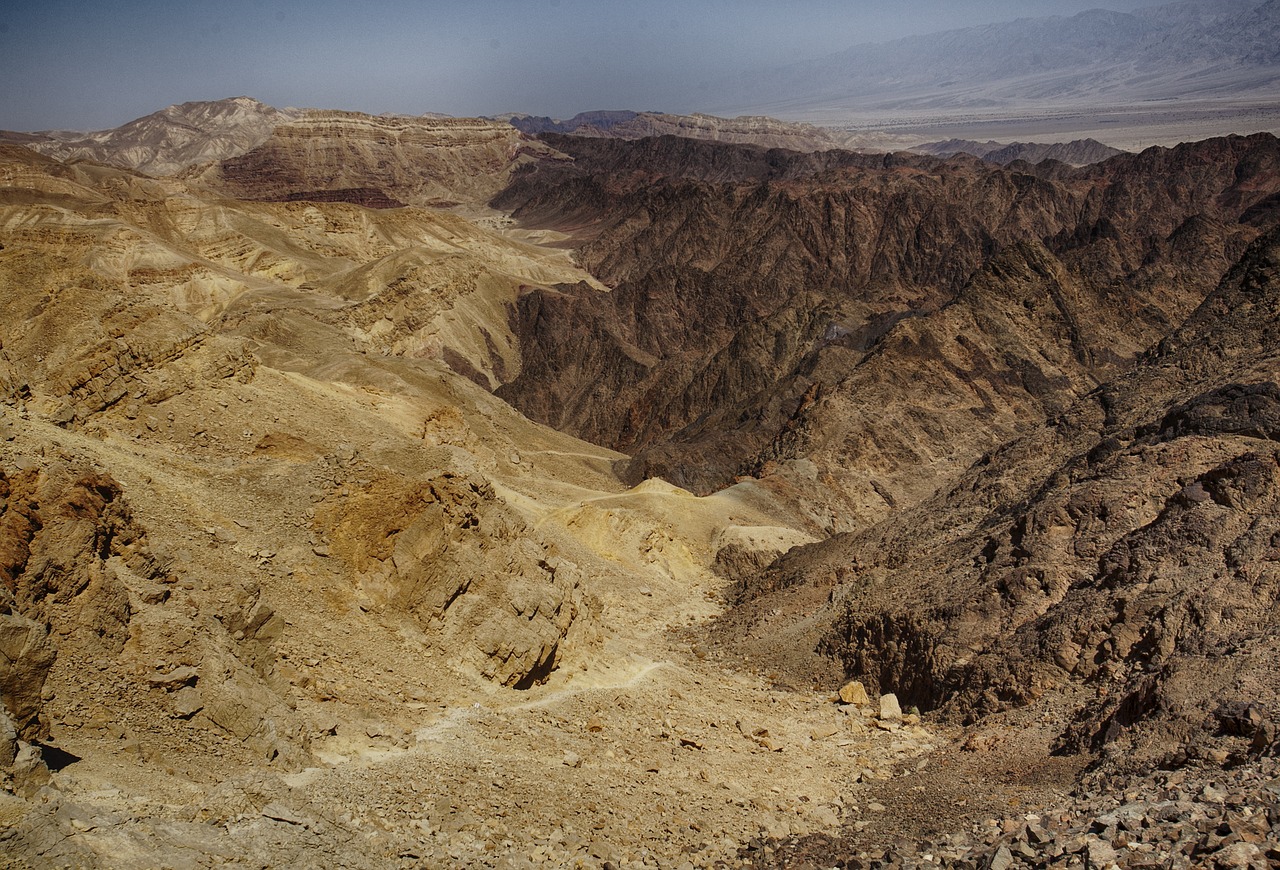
[0,465,146,660]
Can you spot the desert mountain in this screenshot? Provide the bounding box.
[0,97,300,176]
[912,138,1126,166]
[493,131,1280,534]
[722,221,1280,781]
[0,99,869,194]
[2,92,1280,867]
[723,0,1280,116]
[0,130,880,867]
[0,98,568,210]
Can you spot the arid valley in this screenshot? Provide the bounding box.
[3,2,1280,868]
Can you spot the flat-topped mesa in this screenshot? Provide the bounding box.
[197,110,559,209]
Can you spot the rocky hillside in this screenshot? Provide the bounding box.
[0,127,897,868]
[3,95,1280,866]
[493,131,1280,533]
[719,224,1280,775]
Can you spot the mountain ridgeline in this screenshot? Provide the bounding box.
[722,0,1280,115]
[912,138,1126,166]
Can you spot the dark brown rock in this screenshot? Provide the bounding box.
[721,225,1280,771]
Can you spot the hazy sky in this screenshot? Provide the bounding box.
[2,0,1159,131]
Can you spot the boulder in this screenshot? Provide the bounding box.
[838,680,870,706]
[879,693,903,721]
[0,611,57,741]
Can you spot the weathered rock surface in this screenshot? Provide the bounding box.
[315,470,590,688]
[0,608,55,743]
[0,463,157,741]
[730,225,1280,774]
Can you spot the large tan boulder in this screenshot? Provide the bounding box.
[0,610,57,741]
[837,680,870,706]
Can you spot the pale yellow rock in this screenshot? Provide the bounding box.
[838,680,870,706]
[878,693,903,721]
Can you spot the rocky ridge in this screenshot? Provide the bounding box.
[699,227,1280,869]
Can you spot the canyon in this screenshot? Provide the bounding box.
[0,96,1278,869]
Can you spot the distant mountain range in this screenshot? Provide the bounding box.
[912,138,1127,166]
[503,110,854,152]
[722,0,1280,116]
[2,96,1130,186]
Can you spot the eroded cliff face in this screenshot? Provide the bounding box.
[494,133,1280,532]
[195,111,563,210]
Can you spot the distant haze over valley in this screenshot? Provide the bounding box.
[3,0,1277,152]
